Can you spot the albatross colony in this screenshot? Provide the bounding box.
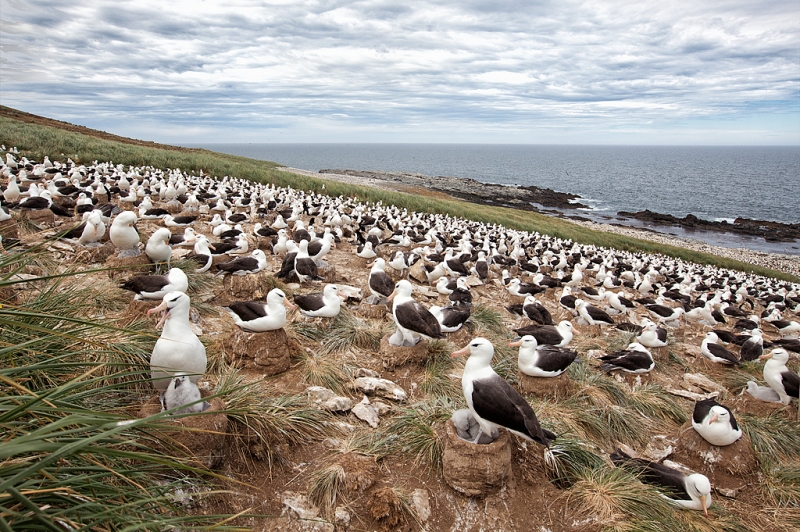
[1,150,799,529]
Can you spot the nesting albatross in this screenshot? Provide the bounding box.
[451,337,556,447]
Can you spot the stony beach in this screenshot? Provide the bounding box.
[279,167,800,278]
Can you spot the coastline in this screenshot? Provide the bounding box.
[279,166,800,277]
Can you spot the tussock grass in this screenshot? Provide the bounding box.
[465,303,506,336]
[296,348,351,394]
[566,465,674,525]
[534,367,684,445]
[760,460,800,508]
[319,308,385,355]
[307,463,348,517]
[741,413,800,460]
[216,369,333,469]
[0,247,247,529]
[420,345,461,397]
[543,435,606,487]
[380,396,456,472]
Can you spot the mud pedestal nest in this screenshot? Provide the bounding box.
[379,334,430,369]
[222,328,292,375]
[441,419,513,497]
[138,394,228,469]
[517,371,574,399]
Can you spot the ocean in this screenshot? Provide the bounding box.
[193,144,800,255]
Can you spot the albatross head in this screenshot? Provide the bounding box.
[451,337,494,364]
[686,473,712,516]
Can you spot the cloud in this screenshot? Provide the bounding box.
[1,0,798,143]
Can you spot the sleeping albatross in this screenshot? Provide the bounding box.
[610,448,712,516]
[451,337,556,447]
[691,398,742,446]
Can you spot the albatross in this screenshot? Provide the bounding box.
[691,398,742,446]
[509,335,579,378]
[451,337,556,447]
[610,448,712,516]
[223,288,296,332]
[386,279,443,346]
[147,291,207,409]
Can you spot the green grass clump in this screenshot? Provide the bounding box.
[216,369,333,469]
[296,348,351,394]
[380,396,456,472]
[319,308,385,355]
[0,246,247,530]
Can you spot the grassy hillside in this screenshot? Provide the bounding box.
[0,106,796,282]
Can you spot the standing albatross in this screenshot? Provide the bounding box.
[146,291,207,409]
[451,338,556,447]
[386,279,443,346]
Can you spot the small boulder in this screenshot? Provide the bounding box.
[351,396,380,428]
[350,377,408,401]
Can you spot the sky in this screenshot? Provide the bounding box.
[1,0,799,145]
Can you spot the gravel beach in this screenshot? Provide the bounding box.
[280,166,799,278]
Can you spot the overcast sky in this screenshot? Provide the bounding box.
[1,0,798,144]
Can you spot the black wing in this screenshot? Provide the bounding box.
[472,375,552,447]
[396,301,443,338]
[535,346,578,373]
[781,371,800,399]
[227,301,268,321]
[369,272,395,297]
[294,293,325,312]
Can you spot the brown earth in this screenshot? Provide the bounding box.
[4,203,796,532]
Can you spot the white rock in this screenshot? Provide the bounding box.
[334,507,351,528]
[351,396,380,428]
[307,386,353,412]
[354,368,380,379]
[683,373,726,394]
[281,491,320,520]
[373,400,392,415]
[644,435,675,462]
[351,377,408,401]
[307,386,337,403]
[322,396,353,412]
[411,489,431,523]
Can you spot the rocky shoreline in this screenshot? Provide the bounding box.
[617,210,800,243]
[278,167,799,277]
[317,169,799,245]
[319,169,588,210]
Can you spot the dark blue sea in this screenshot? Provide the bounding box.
[193,144,800,255]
